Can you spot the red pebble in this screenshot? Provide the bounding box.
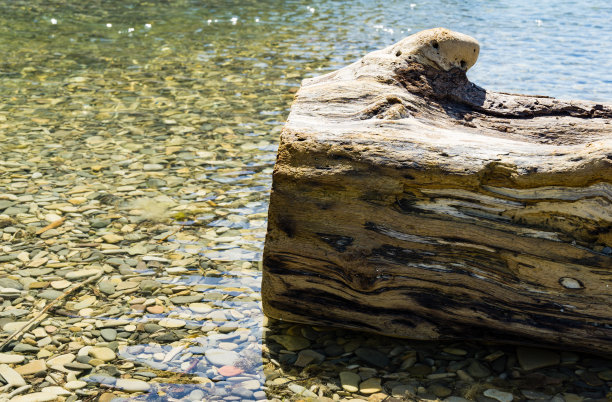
[218,365,243,377]
[146,305,164,314]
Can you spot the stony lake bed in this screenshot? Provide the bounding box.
[0,0,611,401]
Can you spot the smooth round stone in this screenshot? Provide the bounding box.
[205,349,239,367]
[46,353,75,368]
[65,380,87,390]
[146,305,164,314]
[219,365,243,377]
[189,390,205,401]
[360,377,382,394]
[158,318,186,328]
[79,308,94,317]
[354,348,389,368]
[0,353,25,364]
[241,379,261,390]
[102,233,123,244]
[208,310,228,321]
[101,328,117,341]
[340,371,360,392]
[50,280,71,290]
[10,392,57,402]
[467,360,491,378]
[430,383,452,398]
[89,347,116,362]
[189,303,212,314]
[232,387,254,399]
[484,389,514,402]
[131,304,145,312]
[116,378,150,392]
[98,281,115,295]
[38,290,63,300]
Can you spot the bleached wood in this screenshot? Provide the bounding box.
[262,28,612,354]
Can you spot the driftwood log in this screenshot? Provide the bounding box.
[262,28,612,354]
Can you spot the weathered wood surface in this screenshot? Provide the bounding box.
[262,28,612,354]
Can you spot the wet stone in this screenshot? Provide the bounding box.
[354,347,390,368]
[170,294,204,304]
[340,371,360,392]
[484,388,514,402]
[38,289,63,300]
[516,347,560,371]
[101,328,117,341]
[467,360,491,378]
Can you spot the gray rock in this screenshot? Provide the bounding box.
[0,200,14,210]
[188,390,205,401]
[91,219,111,228]
[355,347,389,368]
[144,324,163,333]
[467,360,491,378]
[0,254,18,262]
[170,294,204,304]
[64,362,93,371]
[98,280,115,295]
[38,290,64,300]
[205,348,239,367]
[3,207,27,216]
[100,328,117,342]
[231,387,253,399]
[0,278,23,290]
[139,279,161,293]
[40,229,60,239]
[12,344,40,353]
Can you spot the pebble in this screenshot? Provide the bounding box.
[3,322,30,334]
[146,305,164,314]
[50,280,71,290]
[355,348,389,368]
[484,388,514,402]
[158,318,186,328]
[0,353,25,364]
[65,269,100,280]
[268,334,310,351]
[288,383,317,398]
[42,386,72,396]
[467,360,491,378]
[101,328,117,341]
[64,380,87,390]
[205,349,239,367]
[10,393,57,402]
[47,353,75,367]
[340,371,361,392]
[359,377,382,394]
[102,233,124,244]
[218,365,243,377]
[170,294,204,304]
[116,378,151,392]
[189,303,213,314]
[89,347,116,362]
[0,363,26,386]
[15,359,46,375]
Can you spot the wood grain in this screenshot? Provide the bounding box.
[262,28,612,354]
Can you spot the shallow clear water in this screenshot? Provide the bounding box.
[0,0,611,400]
